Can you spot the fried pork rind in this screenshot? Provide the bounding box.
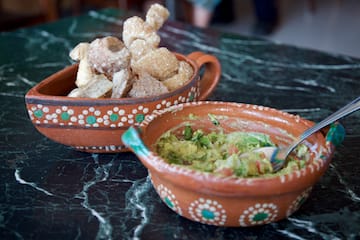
[128,73,169,98]
[128,39,154,62]
[123,16,160,49]
[111,68,134,98]
[162,61,194,91]
[69,42,89,61]
[132,47,179,80]
[123,3,169,50]
[69,43,94,88]
[146,3,170,31]
[87,36,131,76]
[68,74,113,98]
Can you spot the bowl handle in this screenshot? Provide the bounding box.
[323,122,345,147]
[122,126,150,158]
[187,51,221,100]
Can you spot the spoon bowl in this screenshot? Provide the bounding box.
[249,96,359,172]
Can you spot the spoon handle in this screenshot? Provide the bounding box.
[284,96,360,157]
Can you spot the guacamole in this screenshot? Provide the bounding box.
[155,121,309,178]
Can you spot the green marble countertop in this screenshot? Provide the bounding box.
[1,8,359,240]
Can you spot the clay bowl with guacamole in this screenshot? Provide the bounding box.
[122,101,344,227]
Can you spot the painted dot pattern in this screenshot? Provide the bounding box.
[239,203,278,226]
[157,184,182,216]
[286,187,312,216]
[27,87,198,128]
[188,198,226,225]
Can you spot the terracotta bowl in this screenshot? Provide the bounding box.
[122,101,345,227]
[25,52,221,153]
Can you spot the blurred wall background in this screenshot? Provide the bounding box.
[0,0,359,58]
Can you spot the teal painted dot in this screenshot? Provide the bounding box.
[201,209,215,220]
[86,115,97,125]
[34,109,43,118]
[110,113,119,122]
[189,92,195,101]
[253,212,268,222]
[61,112,70,121]
[164,197,174,208]
[135,114,145,123]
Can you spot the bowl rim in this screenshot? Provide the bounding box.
[137,101,334,196]
[25,52,199,106]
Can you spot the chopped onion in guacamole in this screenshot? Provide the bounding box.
[155,125,309,178]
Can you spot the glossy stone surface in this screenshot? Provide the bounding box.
[1,8,359,239]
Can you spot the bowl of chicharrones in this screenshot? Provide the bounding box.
[25,4,221,153]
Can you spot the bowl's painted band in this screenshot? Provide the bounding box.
[25,86,198,129]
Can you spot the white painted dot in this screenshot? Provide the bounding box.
[43,107,49,113]
[94,110,101,116]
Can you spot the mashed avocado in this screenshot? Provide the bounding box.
[155,121,309,178]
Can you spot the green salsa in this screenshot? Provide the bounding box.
[155,119,309,178]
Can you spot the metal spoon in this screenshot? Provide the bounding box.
[247,96,360,172]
